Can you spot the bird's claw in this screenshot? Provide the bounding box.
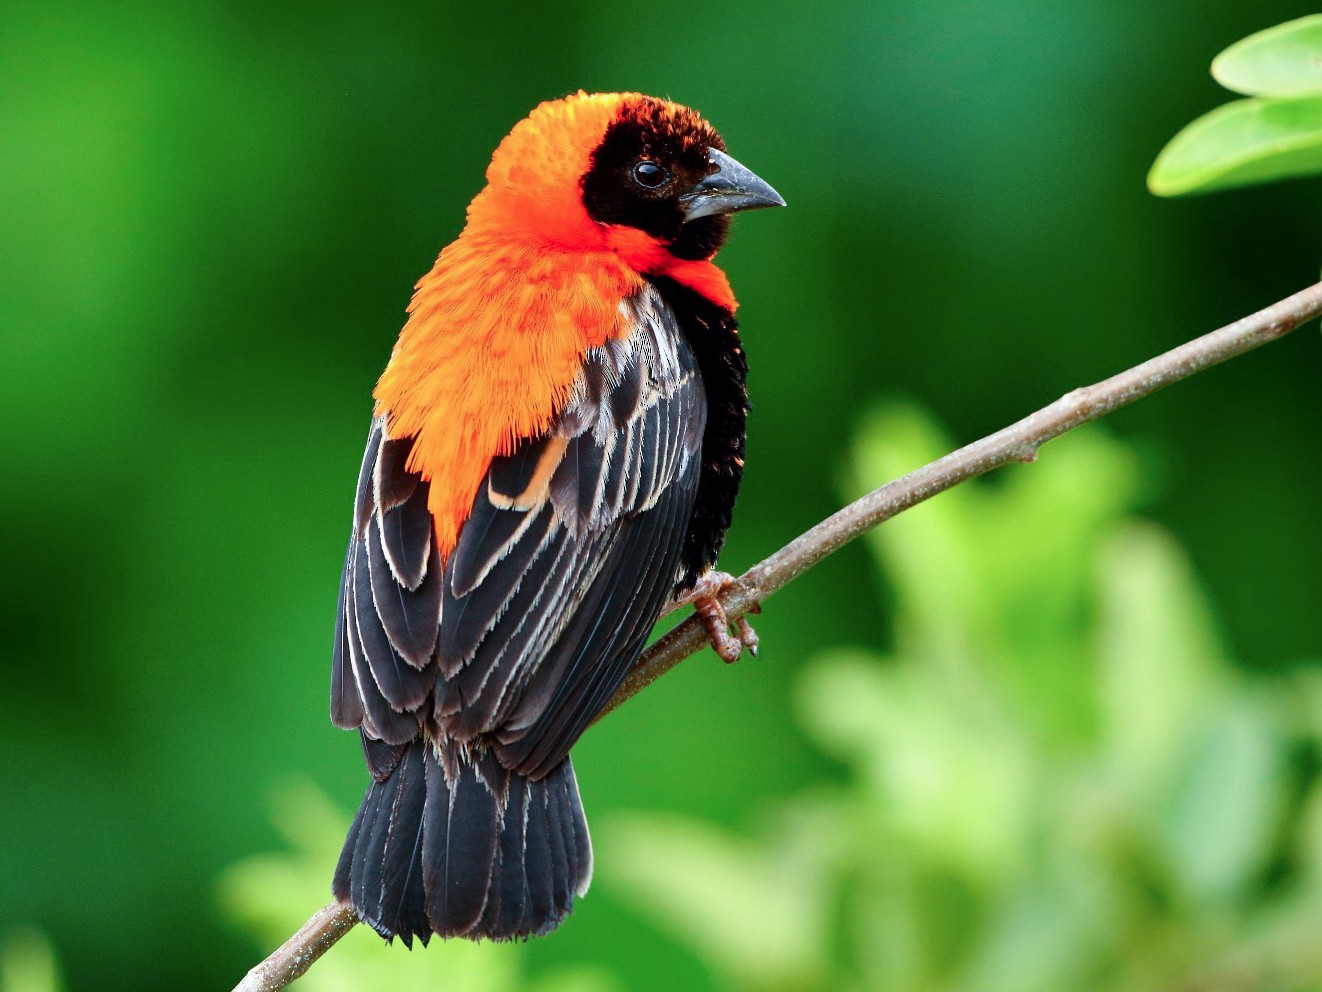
[670,571,760,664]
[736,615,759,657]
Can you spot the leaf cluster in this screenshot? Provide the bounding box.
[1151,15,1322,195]
[606,407,1322,992]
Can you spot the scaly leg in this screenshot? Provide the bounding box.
[663,571,760,664]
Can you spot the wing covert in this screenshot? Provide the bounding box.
[333,284,706,778]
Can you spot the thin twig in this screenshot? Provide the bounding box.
[233,281,1322,991]
[233,902,359,992]
[596,279,1322,719]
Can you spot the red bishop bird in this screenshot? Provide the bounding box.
[330,91,784,944]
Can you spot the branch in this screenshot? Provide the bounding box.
[596,279,1322,720]
[233,902,358,992]
[233,281,1322,992]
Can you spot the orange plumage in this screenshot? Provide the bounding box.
[333,91,782,944]
[375,93,738,555]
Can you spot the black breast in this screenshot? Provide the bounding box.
[648,275,749,590]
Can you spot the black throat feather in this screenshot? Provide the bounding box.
[648,275,748,589]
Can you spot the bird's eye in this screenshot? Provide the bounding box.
[630,160,668,190]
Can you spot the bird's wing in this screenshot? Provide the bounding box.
[332,285,706,780]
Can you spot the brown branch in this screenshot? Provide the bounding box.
[233,902,359,992]
[232,280,1322,992]
[595,279,1322,720]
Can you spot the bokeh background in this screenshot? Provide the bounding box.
[4,2,1322,990]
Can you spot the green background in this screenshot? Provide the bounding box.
[3,2,1321,990]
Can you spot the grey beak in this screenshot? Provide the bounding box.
[679,147,786,222]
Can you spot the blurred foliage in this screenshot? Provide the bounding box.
[5,1,1322,990]
[1151,15,1322,194]
[0,932,63,992]
[220,784,615,992]
[607,406,1322,992]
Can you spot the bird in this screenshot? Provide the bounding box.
[330,91,784,945]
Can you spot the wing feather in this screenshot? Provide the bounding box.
[331,559,364,730]
[438,502,558,674]
[336,284,708,784]
[353,422,383,534]
[345,539,420,744]
[375,436,419,514]
[380,484,433,591]
[366,518,442,670]
[450,478,547,598]
[446,527,613,739]
[495,461,696,776]
[356,527,432,709]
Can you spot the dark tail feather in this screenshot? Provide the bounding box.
[333,739,592,943]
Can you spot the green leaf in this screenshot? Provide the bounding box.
[601,401,1322,991]
[1155,694,1286,904]
[1094,524,1225,805]
[603,812,833,988]
[1212,14,1322,97]
[1148,95,1322,195]
[846,404,992,670]
[0,932,62,992]
[798,653,1032,884]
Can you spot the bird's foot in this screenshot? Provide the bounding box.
[666,571,759,664]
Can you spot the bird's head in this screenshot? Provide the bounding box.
[465,92,784,270]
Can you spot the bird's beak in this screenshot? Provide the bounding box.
[679,148,786,222]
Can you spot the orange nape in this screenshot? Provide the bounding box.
[373,92,737,557]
